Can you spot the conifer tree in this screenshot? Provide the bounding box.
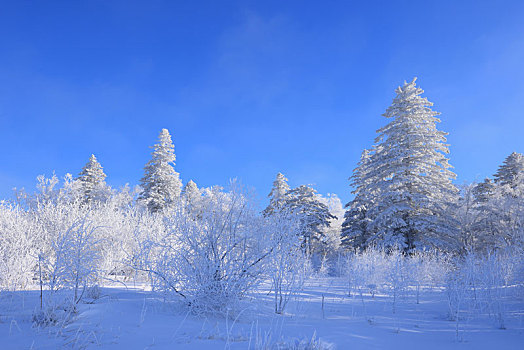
[263,173,291,217]
[486,152,524,248]
[182,180,200,203]
[286,185,336,255]
[353,78,458,251]
[494,152,524,192]
[139,129,182,212]
[182,180,202,217]
[473,177,495,203]
[341,149,373,249]
[77,154,108,204]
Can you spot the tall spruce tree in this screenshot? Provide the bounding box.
[286,185,336,255]
[182,180,202,217]
[139,129,182,212]
[494,152,524,192]
[352,78,458,251]
[263,173,291,217]
[77,154,108,204]
[488,152,524,248]
[473,177,495,203]
[469,177,497,251]
[341,149,373,249]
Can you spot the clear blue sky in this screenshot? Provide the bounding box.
[1,0,523,204]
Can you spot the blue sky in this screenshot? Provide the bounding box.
[1,0,523,204]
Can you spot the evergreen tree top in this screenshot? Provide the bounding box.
[494,152,524,188]
[139,128,182,212]
[472,177,495,203]
[345,78,458,251]
[183,180,198,192]
[263,172,291,216]
[149,128,176,164]
[78,154,106,184]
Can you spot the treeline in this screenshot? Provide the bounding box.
[0,78,522,325]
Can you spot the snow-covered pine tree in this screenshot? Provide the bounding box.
[494,152,524,193]
[487,152,524,248]
[182,180,200,203]
[473,177,495,203]
[466,177,497,251]
[285,185,336,255]
[341,149,374,250]
[467,152,524,252]
[181,180,202,217]
[263,172,291,217]
[77,154,108,204]
[361,78,459,251]
[139,129,182,212]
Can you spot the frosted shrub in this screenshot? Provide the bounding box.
[337,252,355,296]
[445,264,469,340]
[135,184,273,315]
[266,210,306,314]
[32,293,78,329]
[352,248,389,296]
[275,333,334,350]
[32,307,59,327]
[422,250,450,289]
[385,248,408,313]
[406,252,425,304]
[406,250,450,304]
[0,203,37,291]
[43,217,102,304]
[481,254,508,328]
[472,252,514,329]
[445,251,515,337]
[175,187,270,315]
[85,284,102,300]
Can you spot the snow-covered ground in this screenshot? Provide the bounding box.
[1,278,523,349]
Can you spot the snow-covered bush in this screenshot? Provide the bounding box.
[43,217,102,303]
[385,248,409,313]
[266,210,307,314]
[406,250,450,304]
[351,248,389,297]
[134,183,273,315]
[0,203,37,291]
[31,292,78,329]
[445,262,469,340]
[445,250,519,336]
[32,306,60,328]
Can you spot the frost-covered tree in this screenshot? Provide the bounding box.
[181,180,203,218]
[35,173,60,204]
[465,178,497,251]
[316,193,344,252]
[182,180,200,203]
[455,183,484,251]
[134,182,271,315]
[494,152,524,193]
[489,154,524,249]
[263,172,291,217]
[466,153,524,251]
[77,154,108,204]
[44,219,102,303]
[266,209,307,314]
[285,185,336,255]
[356,78,459,251]
[473,177,495,204]
[341,149,374,250]
[0,203,37,291]
[139,129,182,212]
